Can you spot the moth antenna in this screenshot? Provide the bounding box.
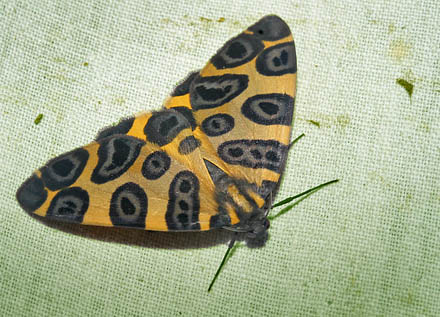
[271,179,340,209]
[208,233,238,292]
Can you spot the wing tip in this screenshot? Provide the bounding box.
[248,15,292,41]
[16,173,47,214]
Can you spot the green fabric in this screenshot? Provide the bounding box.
[1,1,439,316]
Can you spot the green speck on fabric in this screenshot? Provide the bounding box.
[396,78,414,98]
[308,119,320,127]
[34,113,43,125]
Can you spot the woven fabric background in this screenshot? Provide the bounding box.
[1,1,439,316]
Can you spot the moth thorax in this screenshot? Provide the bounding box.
[214,176,270,246]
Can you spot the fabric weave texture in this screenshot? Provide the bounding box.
[1,1,439,316]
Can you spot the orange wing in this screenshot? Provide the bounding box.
[16,110,221,231]
[16,15,296,233]
[164,15,297,195]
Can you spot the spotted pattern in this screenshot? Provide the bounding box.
[217,139,287,172]
[41,148,89,191]
[166,171,200,230]
[144,110,190,146]
[171,71,199,96]
[211,34,264,69]
[241,93,294,126]
[15,15,296,242]
[256,42,296,76]
[95,117,135,141]
[190,74,249,111]
[16,174,47,213]
[46,187,89,223]
[91,135,145,184]
[248,15,291,41]
[201,113,235,137]
[110,182,148,228]
[171,107,197,130]
[178,136,201,155]
[142,151,171,180]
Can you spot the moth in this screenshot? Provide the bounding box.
[16,15,297,248]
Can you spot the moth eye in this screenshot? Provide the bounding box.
[218,139,287,172]
[248,15,290,41]
[166,171,200,230]
[46,187,89,223]
[241,93,294,126]
[211,34,264,69]
[256,42,297,76]
[16,174,47,213]
[190,74,248,110]
[110,182,148,228]
[41,148,89,191]
[95,116,135,141]
[144,110,190,146]
[178,136,201,155]
[142,151,171,180]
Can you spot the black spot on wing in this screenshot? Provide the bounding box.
[190,74,248,111]
[178,136,201,155]
[95,117,135,141]
[217,139,288,172]
[248,15,291,41]
[211,33,264,69]
[91,135,145,184]
[166,171,200,230]
[144,110,190,146]
[171,71,199,96]
[142,151,171,180]
[46,187,89,223]
[41,148,89,191]
[241,93,294,126]
[201,113,235,137]
[110,182,148,228]
[256,42,296,76]
[16,174,47,213]
[171,107,197,130]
